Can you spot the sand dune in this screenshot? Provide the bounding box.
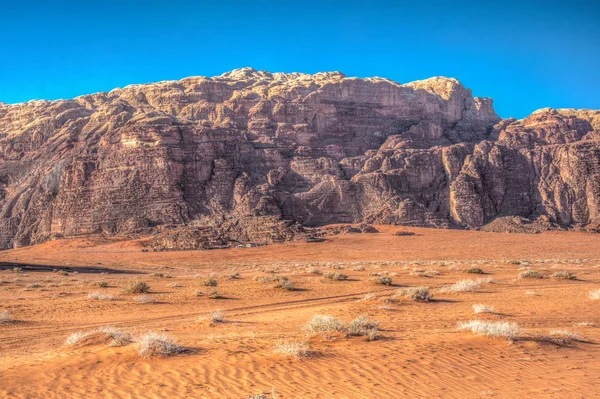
[1,227,599,398]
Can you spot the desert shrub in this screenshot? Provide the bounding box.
[550,329,581,341]
[551,271,576,280]
[151,272,171,278]
[273,341,310,359]
[359,293,377,301]
[137,331,185,358]
[439,279,481,293]
[518,269,543,279]
[463,267,485,274]
[347,315,379,339]
[394,286,432,302]
[169,282,182,288]
[134,295,156,304]
[0,311,15,324]
[589,289,600,300]
[88,292,116,301]
[208,290,222,299]
[201,278,218,287]
[98,327,133,347]
[370,276,392,285]
[306,267,322,275]
[303,314,345,334]
[92,281,109,288]
[323,272,348,281]
[274,279,295,291]
[199,310,225,323]
[472,304,495,314]
[65,331,95,346]
[457,320,520,340]
[475,276,495,284]
[245,390,277,399]
[122,281,150,293]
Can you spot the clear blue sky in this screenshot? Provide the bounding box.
[1,0,598,118]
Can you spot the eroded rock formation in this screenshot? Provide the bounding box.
[0,68,599,249]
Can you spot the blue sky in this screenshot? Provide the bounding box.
[0,0,598,118]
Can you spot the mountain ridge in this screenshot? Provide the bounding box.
[0,68,599,249]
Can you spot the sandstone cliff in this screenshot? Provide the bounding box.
[1,68,599,249]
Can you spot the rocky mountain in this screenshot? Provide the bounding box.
[1,68,599,249]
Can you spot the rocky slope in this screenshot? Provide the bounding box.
[0,68,599,249]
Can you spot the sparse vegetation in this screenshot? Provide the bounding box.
[0,311,15,324]
[323,272,348,281]
[347,315,380,340]
[122,281,150,293]
[439,279,481,293]
[550,330,581,341]
[87,292,116,301]
[457,320,520,340]
[92,281,109,288]
[551,271,576,280]
[134,295,156,304]
[201,278,218,287]
[208,290,222,299]
[518,269,543,279]
[370,276,392,285]
[589,289,600,300]
[303,314,345,334]
[394,286,432,302]
[472,304,495,314]
[463,267,485,274]
[199,310,225,323]
[274,279,295,291]
[273,340,310,359]
[137,331,185,358]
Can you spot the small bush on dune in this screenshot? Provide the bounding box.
[87,292,116,301]
[273,340,310,359]
[65,328,132,347]
[201,278,218,287]
[323,272,348,281]
[370,276,392,285]
[246,390,277,399]
[0,311,15,324]
[518,269,544,279]
[122,281,150,294]
[590,289,600,300]
[274,279,295,291]
[550,330,581,342]
[463,267,485,274]
[551,271,576,280]
[134,295,156,304]
[98,327,133,347]
[208,290,222,299]
[137,331,185,358]
[347,315,380,340]
[439,279,481,293]
[93,281,109,288]
[457,320,520,340]
[303,314,345,334]
[472,304,495,314]
[394,286,432,302]
[199,310,225,323]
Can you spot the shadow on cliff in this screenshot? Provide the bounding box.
[0,262,145,274]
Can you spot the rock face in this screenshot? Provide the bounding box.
[0,68,599,249]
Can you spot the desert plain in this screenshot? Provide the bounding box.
[0,226,599,398]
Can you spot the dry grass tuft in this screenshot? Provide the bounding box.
[518,269,544,279]
[323,272,348,281]
[551,271,577,280]
[394,286,432,302]
[92,281,109,288]
[588,289,600,300]
[134,294,156,304]
[199,310,225,323]
[273,340,310,359]
[370,276,392,285]
[0,311,15,324]
[472,304,495,314]
[550,330,582,342]
[137,331,185,358]
[201,278,218,287]
[457,320,520,340]
[303,314,345,334]
[463,267,485,274]
[87,292,116,301]
[439,279,481,293]
[347,315,380,340]
[122,281,150,293]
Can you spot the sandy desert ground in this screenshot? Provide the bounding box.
[1,226,599,398]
